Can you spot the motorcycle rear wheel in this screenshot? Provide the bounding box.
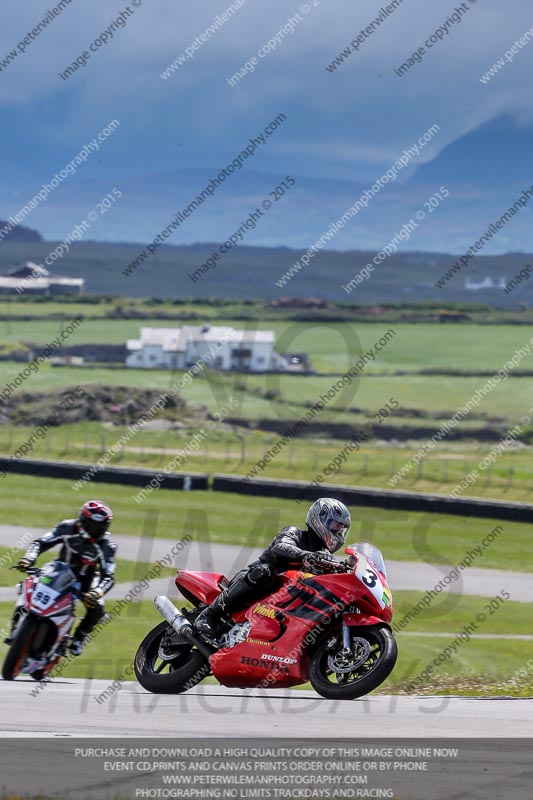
[2,617,39,681]
[134,621,210,694]
[309,625,397,700]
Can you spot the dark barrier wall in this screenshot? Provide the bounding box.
[0,457,208,490]
[2,458,531,521]
[212,474,533,523]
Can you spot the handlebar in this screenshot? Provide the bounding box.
[9,565,83,598]
[9,565,40,575]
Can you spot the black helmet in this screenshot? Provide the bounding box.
[306,498,351,553]
[79,500,112,541]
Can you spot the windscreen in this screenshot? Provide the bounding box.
[347,542,388,579]
[40,560,77,593]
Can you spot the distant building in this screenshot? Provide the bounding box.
[464,276,506,290]
[126,325,296,372]
[0,263,84,295]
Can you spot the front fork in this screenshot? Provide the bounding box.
[341,617,352,653]
[7,593,28,641]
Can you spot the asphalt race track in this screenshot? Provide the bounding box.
[0,678,531,737]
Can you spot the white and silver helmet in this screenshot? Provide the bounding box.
[306,498,351,553]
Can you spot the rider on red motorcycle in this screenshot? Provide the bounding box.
[15,500,116,656]
[194,498,351,645]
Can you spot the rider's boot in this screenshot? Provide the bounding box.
[194,576,255,645]
[69,604,103,655]
[70,631,88,656]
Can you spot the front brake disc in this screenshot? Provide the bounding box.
[327,637,371,674]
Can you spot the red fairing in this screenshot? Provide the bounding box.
[210,614,310,689]
[342,612,385,627]
[175,570,229,605]
[245,612,283,642]
[209,569,392,690]
[306,574,367,605]
[23,576,35,607]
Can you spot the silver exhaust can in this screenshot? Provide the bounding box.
[154,595,192,636]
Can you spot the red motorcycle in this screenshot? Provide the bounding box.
[135,542,397,700]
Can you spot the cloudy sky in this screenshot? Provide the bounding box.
[1,0,532,249]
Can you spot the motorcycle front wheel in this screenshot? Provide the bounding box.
[134,621,210,694]
[309,625,397,700]
[2,617,39,681]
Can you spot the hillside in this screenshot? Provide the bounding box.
[3,118,533,256]
[0,220,43,243]
[0,239,530,306]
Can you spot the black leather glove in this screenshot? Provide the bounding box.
[326,559,349,574]
[82,588,104,608]
[16,556,35,572]
[303,553,343,574]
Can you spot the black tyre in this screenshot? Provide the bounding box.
[2,617,40,681]
[134,621,210,694]
[31,655,61,682]
[309,625,397,700]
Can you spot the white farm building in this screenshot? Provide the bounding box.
[126,324,293,372]
[0,263,84,295]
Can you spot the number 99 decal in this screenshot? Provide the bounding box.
[33,590,52,607]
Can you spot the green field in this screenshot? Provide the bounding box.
[390,590,533,696]
[2,318,533,375]
[3,361,533,416]
[1,413,533,502]
[0,476,529,572]
[1,312,532,423]
[2,316,533,428]
[1,313,533,505]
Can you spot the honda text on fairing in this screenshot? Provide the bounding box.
[2,561,83,681]
[135,542,397,700]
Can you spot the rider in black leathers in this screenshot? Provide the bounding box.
[194,498,351,644]
[16,500,116,656]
